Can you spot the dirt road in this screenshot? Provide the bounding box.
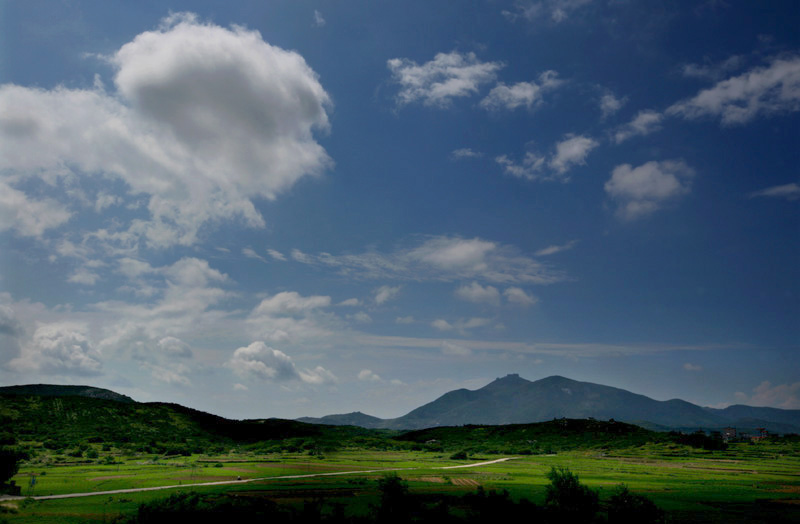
[0,457,515,502]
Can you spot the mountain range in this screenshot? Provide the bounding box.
[298,374,800,433]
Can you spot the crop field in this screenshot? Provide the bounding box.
[3,441,800,523]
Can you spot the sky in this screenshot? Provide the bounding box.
[0,0,798,419]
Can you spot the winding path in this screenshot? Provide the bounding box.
[0,457,514,502]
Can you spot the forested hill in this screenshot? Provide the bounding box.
[0,384,135,403]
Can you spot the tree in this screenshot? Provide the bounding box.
[0,448,19,493]
[375,473,411,523]
[606,484,664,524]
[545,466,599,523]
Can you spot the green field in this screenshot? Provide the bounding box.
[3,441,800,523]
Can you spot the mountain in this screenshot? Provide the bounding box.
[297,411,385,428]
[302,375,800,433]
[0,384,135,403]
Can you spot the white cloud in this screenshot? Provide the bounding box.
[9,322,102,376]
[338,298,361,307]
[613,110,664,144]
[441,341,471,356]
[605,160,694,220]
[503,0,593,24]
[455,281,500,305]
[0,13,332,248]
[350,312,373,324]
[451,148,483,160]
[549,134,599,174]
[681,55,744,81]
[599,92,626,118]
[497,134,598,180]
[683,362,702,372]
[147,362,191,386]
[432,317,491,335]
[387,51,502,107]
[0,180,71,237]
[504,287,537,306]
[667,56,800,125]
[94,192,122,213]
[242,248,267,262]
[735,380,800,409]
[267,249,287,261]
[479,70,562,111]
[252,291,331,316]
[227,341,335,385]
[749,182,800,201]
[535,240,578,256]
[247,291,334,344]
[374,285,401,305]
[358,369,382,382]
[233,383,248,391]
[157,336,193,358]
[68,268,100,286]
[290,235,565,285]
[395,316,415,324]
[313,10,326,27]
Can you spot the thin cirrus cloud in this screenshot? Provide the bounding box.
[612,110,664,144]
[749,182,800,201]
[605,160,694,220]
[0,12,333,249]
[287,235,566,285]
[503,0,593,24]
[387,51,503,107]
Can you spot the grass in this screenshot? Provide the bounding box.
[3,441,800,523]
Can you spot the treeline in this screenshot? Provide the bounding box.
[115,468,664,524]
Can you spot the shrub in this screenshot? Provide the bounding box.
[607,484,664,524]
[545,466,599,522]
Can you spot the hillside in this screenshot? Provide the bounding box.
[0,384,135,403]
[297,411,385,428]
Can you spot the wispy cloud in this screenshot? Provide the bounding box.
[287,235,566,285]
[749,182,800,201]
[480,70,563,111]
[387,51,502,107]
[667,56,800,125]
[612,110,664,144]
[497,134,598,181]
[535,240,578,257]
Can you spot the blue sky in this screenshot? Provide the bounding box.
[1,0,798,419]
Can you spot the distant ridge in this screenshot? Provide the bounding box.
[300,374,800,433]
[0,384,135,403]
[297,411,385,428]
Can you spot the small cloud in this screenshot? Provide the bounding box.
[599,91,626,118]
[683,362,703,372]
[233,383,248,391]
[267,249,287,261]
[441,340,472,356]
[605,160,695,220]
[613,110,664,144]
[504,287,537,306]
[455,281,500,305]
[387,51,502,108]
[375,285,401,305]
[535,240,578,257]
[479,71,563,111]
[313,9,326,27]
[68,268,100,286]
[158,336,193,358]
[338,298,361,307]
[350,311,373,324]
[431,319,453,331]
[451,148,483,160]
[242,247,267,262]
[358,369,382,382]
[749,182,800,201]
[395,316,415,324]
[735,380,800,409]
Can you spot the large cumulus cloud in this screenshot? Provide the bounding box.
[0,13,332,247]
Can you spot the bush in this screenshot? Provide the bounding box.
[450,450,468,460]
[607,484,664,524]
[545,466,599,522]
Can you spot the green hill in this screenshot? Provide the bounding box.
[0,384,135,403]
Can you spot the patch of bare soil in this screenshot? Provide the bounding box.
[452,478,480,487]
[417,476,447,483]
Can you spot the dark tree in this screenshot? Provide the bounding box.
[607,484,664,524]
[545,466,599,523]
